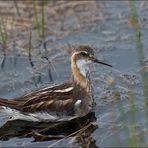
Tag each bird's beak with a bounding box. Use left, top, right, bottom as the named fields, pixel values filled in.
left=91, top=56, right=112, bottom=67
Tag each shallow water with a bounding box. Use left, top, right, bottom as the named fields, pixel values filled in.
left=0, top=1, right=148, bottom=147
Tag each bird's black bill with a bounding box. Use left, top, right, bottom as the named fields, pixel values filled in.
left=93, top=58, right=112, bottom=67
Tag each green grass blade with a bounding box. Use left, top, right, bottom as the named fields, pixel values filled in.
left=33, top=0, right=41, bottom=37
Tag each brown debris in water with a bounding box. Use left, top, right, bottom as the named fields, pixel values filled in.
left=0, top=112, right=97, bottom=143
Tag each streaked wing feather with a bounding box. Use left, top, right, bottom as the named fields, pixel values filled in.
left=12, top=81, right=76, bottom=113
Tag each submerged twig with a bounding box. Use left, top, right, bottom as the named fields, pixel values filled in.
left=41, top=40, right=53, bottom=83
left=28, top=31, right=34, bottom=67
left=28, top=31, right=42, bottom=86
left=48, top=122, right=94, bottom=147
left=0, top=54, right=6, bottom=69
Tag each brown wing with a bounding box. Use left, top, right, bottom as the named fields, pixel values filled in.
left=0, top=82, right=78, bottom=113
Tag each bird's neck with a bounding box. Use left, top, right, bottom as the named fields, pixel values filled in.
left=71, top=59, right=91, bottom=91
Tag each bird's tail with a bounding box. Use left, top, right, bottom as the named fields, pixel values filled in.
left=0, top=98, right=20, bottom=120
left=0, top=98, right=39, bottom=121
left=0, top=98, right=16, bottom=109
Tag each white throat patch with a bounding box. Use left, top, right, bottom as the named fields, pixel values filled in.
left=76, top=59, right=91, bottom=77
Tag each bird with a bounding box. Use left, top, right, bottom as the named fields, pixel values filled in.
left=0, top=46, right=112, bottom=122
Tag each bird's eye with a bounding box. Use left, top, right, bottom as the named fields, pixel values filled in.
left=81, top=52, right=88, bottom=56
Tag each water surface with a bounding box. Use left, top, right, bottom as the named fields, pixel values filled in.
left=0, top=1, right=148, bottom=147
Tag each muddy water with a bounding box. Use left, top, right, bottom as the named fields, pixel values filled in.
left=0, top=1, right=148, bottom=147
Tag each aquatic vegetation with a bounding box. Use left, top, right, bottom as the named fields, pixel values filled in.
left=0, top=1, right=148, bottom=147
left=33, top=0, right=45, bottom=39
left=0, top=17, right=8, bottom=49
